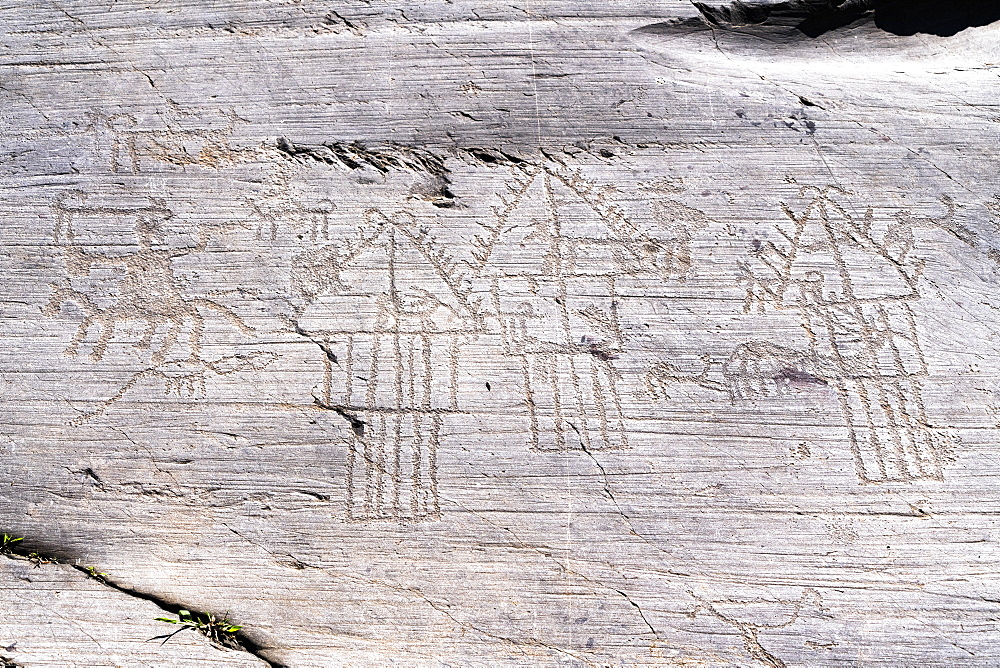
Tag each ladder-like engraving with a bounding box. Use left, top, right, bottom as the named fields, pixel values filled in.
left=294, top=209, right=477, bottom=521
left=477, top=165, right=708, bottom=451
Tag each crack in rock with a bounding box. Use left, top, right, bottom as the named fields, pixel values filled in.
left=691, top=0, right=1000, bottom=38
left=1, top=543, right=286, bottom=668
left=276, top=136, right=449, bottom=178
left=313, top=396, right=367, bottom=438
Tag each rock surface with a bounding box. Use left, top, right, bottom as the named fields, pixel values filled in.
left=2, top=1, right=999, bottom=666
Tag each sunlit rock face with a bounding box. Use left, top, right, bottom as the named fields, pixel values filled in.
left=1, top=1, right=998, bottom=666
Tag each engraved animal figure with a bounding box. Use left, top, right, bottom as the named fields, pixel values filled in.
left=642, top=177, right=714, bottom=278
left=647, top=341, right=831, bottom=403
left=293, top=209, right=476, bottom=521
left=44, top=191, right=258, bottom=421
left=738, top=185, right=942, bottom=482
left=46, top=192, right=253, bottom=364
left=245, top=179, right=337, bottom=243
left=87, top=106, right=252, bottom=174
left=688, top=589, right=823, bottom=668
left=478, top=166, right=703, bottom=451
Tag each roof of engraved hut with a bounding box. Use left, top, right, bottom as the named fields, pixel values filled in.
left=487, top=168, right=654, bottom=278
left=295, top=210, right=475, bottom=335
left=782, top=192, right=917, bottom=304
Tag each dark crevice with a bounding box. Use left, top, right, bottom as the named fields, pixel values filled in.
left=296, top=489, right=331, bottom=501
left=275, top=138, right=535, bottom=206
left=869, top=0, right=1000, bottom=37
left=316, top=340, right=339, bottom=365
left=410, top=176, right=459, bottom=208
left=291, top=319, right=342, bottom=368
left=0, top=542, right=287, bottom=668
left=277, top=137, right=530, bottom=176
left=313, top=397, right=367, bottom=438
left=65, top=565, right=287, bottom=667
left=276, top=137, right=652, bottom=181
left=691, top=0, right=1000, bottom=37
left=431, top=185, right=457, bottom=207
left=276, top=136, right=449, bottom=179
left=463, top=146, right=527, bottom=166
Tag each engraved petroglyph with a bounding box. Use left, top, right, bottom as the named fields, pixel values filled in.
left=244, top=175, right=338, bottom=243
left=741, top=186, right=943, bottom=482
left=5, top=6, right=999, bottom=664
left=475, top=165, right=709, bottom=452
left=739, top=186, right=942, bottom=482
left=281, top=160, right=716, bottom=519
left=687, top=589, right=823, bottom=668
left=280, top=161, right=714, bottom=520
left=647, top=342, right=830, bottom=403
left=44, top=191, right=262, bottom=423
left=293, top=208, right=479, bottom=521
left=75, top=352, right=277, bottom=425
left=650, top=186, right=949, bottom=482
left=85, top=104, right=257, bottom=173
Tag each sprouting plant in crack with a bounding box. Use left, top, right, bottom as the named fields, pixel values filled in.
left=0, top=533, right=59, bottom=568
left=82, top=565, right=109, bottom=584
left=152, top=609, right=244, bottom=648
left=26, top=552, right=53, bottom=568
left=0, top=534, right=23, bottom=555
left=0, top=533, right=50, bottom=568
left=0, top=534, right=54, bottom=567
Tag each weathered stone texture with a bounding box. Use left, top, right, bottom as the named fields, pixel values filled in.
left=1, top=1, right=999, bottom=666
